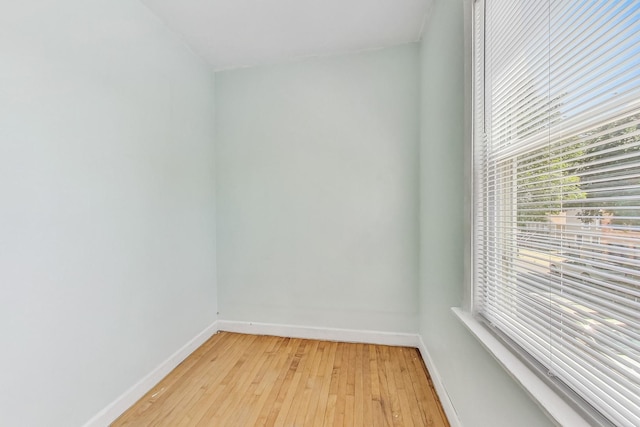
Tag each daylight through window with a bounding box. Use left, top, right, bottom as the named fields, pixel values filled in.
left=472, top=1, right=640, bottom=425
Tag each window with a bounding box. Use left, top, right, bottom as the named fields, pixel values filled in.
left=472, top=1, right=640, bottom=426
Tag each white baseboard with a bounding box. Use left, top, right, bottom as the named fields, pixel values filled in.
left=216, top=319, right=419, bottom=347
left=82, top=320, right=219, bottom=427
left=416, top=335, right=462, bottom=427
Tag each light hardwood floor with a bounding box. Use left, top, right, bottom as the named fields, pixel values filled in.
left=112, top=332, right=450, bottom=426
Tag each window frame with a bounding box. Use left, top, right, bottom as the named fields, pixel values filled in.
left=458, top=1, right=638, bottom=426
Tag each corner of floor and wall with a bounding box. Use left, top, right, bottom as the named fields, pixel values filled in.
left=2, top=1, right=556, bottom=427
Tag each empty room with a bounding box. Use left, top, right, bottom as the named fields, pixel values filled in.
left=2, top=0, right=639, bottom=426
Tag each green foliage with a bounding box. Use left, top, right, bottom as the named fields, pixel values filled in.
left=572, top=112, right=640, bottom=226
left=516, top=139, right=585, bottom=225
left=511, top=85, right=640, bottom=226
left=502, top=79, right=640, bottom=227
left=512, top=88, right=586, bottom=225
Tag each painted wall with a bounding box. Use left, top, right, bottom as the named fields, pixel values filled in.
left=418, top=1, right=554, bottom=426
left=0, top=1, right=217, bottom=426
left=215, top=45, right=420, bottom=333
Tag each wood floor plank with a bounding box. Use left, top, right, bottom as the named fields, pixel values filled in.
left=261, top=338, right=302, bottom=426
left=186, top=334, right=264, bottom=426
left=172, top=333, right=259, bottom=425
left=312, top=341, right=337, bottom=427
left=243, top=338, right=294, bottom=427
left=405, top=346, right=451, bottom=427
left=390, top=348, right=414, bottom=427
left=322, top=341, right=343, bottom=427
left=115, top=331, right=244, bottom=426
left=375, top=346, right=397, bottom=427
left=111, top=332, right=450, bottom=427
left=344, top=344, right=356, bottom=427
left=284, top=339, right=318, bottom=426
left=222, top=336, right=288, bottom=427
left=331, top=342, right=349, bottom=427
left=398, top=348, right=429, bottom=426
left=304, top=341, right=328, bottom=427
left=264, top=340, right=298, bottom=424
left=353, top=343, right=364, bottom=427
left=361, top=344, right=374, bottom=427
left=205, top=335, right=279, bottom=426
left=273, top=340, right=310, bottom=426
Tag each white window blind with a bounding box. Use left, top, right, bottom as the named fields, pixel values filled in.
left=473, top=1, right=640, bottom=426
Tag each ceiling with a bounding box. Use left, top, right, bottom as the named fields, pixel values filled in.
left=140, top=0, right=432, bottom=70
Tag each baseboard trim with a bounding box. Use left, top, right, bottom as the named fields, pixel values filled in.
left=416, top=335, right=462, bottom=427
left=82, top=320, right=219, bottom=427
left=216, top=319, right=419, bottom=347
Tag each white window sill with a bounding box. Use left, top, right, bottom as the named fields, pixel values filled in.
left=451, top=307, right=593, bottom=427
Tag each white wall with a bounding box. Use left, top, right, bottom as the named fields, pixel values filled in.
left=215, top=45, right=420, bottom=333
left=418, top=1, right=554, bottom=426
left=0, top=1, right=217, bottom=426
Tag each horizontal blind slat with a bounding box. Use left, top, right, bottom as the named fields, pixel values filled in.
left=475, top=1, right=640, bottom=425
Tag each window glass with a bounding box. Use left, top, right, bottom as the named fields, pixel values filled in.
left=473, top=1, right=640, bottom=425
